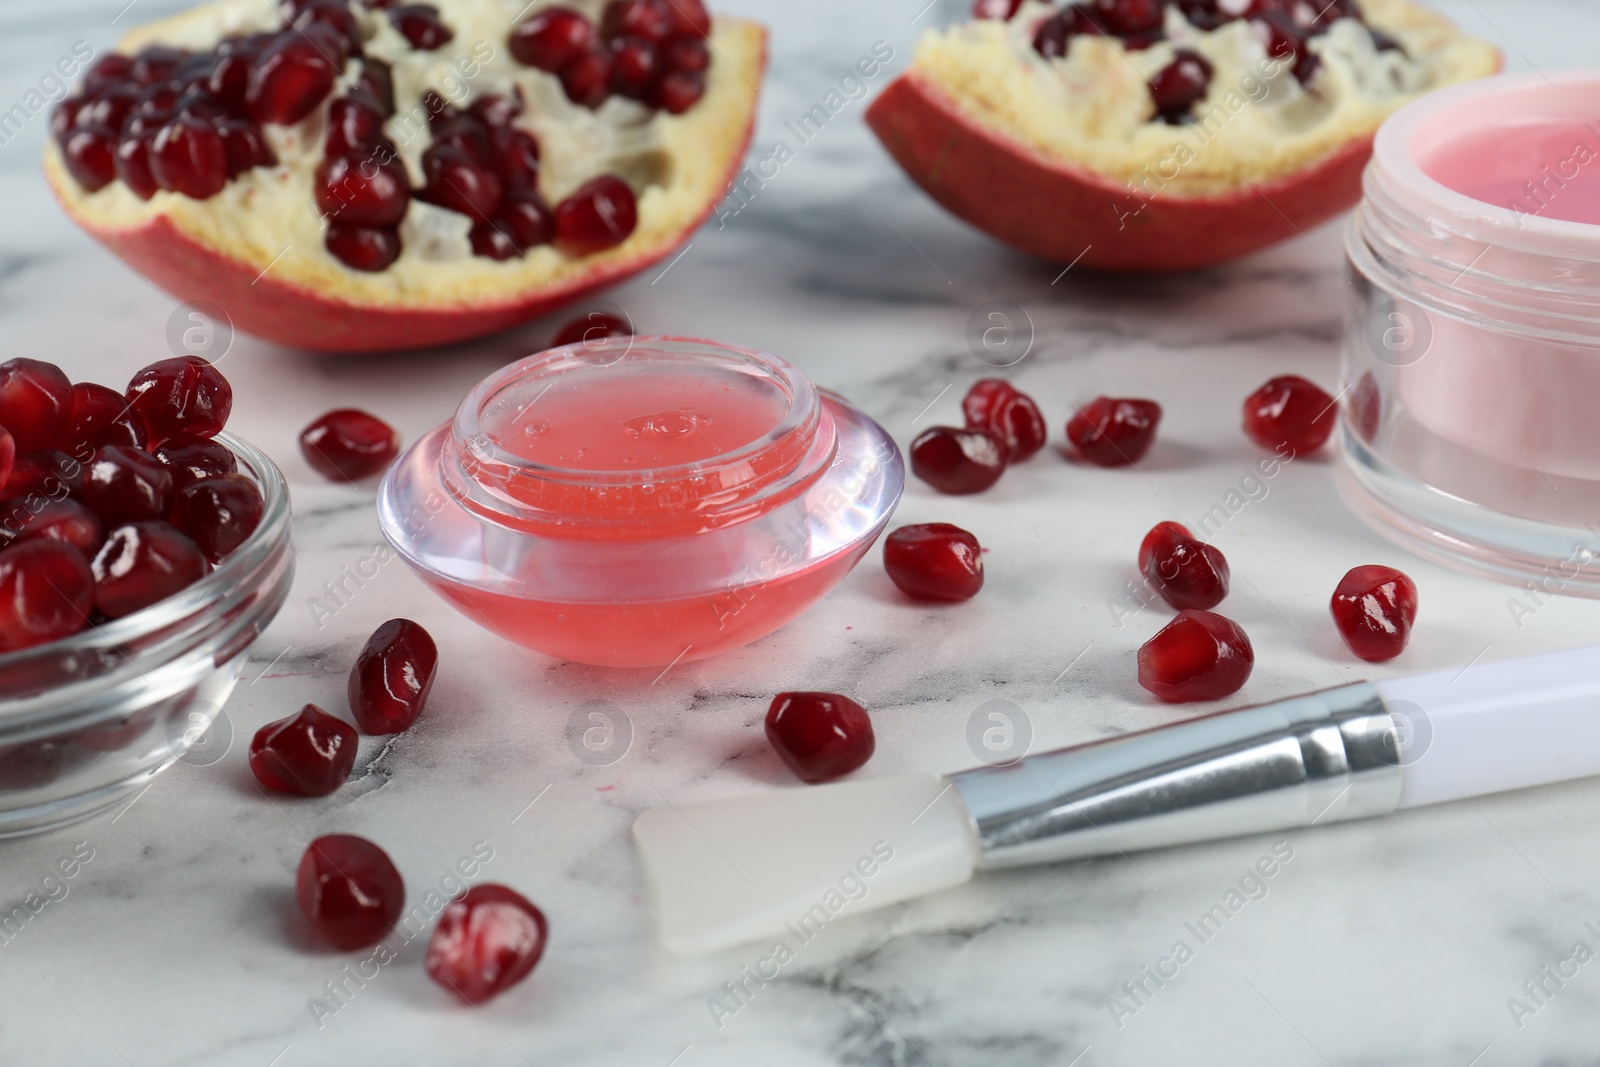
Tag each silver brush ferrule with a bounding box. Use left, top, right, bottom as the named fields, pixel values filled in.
left=948, top=683, right=1403, bottom=869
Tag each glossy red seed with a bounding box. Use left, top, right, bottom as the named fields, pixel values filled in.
left=1256, top=12, right=1318, bottom=82
left=3, top=450, right=81, bottom=501
left=78, top=84, right=141, bottom=130
left=115, top=129, right=161, bottom=200
left=609, top=36, right=661, bottom=98
left=1139, top=521, right=1229, bottom=610
left=663, top=0, right=710, bottom=37
left=425, top=885, right=548, bottom=1003
left=315, top=153, right=411, bottom=227
left=171, top=474, right=264, bottom=562
left=63, top=125, right=119, bottom=192
left=246, top=33, right=338, bottom=125
left=973, top=0, right=1023, bottom=17
left=357, top=58, right=396, bottom=115
left=0, top=359, right=71, bottom=453
left=216, top=119, right=277, bottom=176
left=552, top=311, right=631, bottom=347
left=296, top=835, right=405, bottom=950
left=510, top=6, right=596, bottom=71
left=497, top=191, right=554, bottom=249
left=325, top=96, right=387, bottom=156
left=1330, top=565, right=1417, bottom=662
left=85, top=54, right=136, bottom=91
left=491, top=129, right=542, bottom=192
left=1138, top=609, right=1253, bottom=702
left=422, top=144, right=503, bottom=218
left=553, top=175, right=637, bottom=254
left=152, top=434, right=237, bottom=489
left=1242, top=374, right=1335, bottom=455
left=1033, top=11, right=1076, bottom=57
left=431, top=114, right=492, bottom=163
left=559, top=48, right=615, bottom=108
left=148, top=117, right=228, bottom=199
left=174, top=87, right=226, bottom=120
left=2, top=499, right=106, bottom=558
left=766, top=692, right=875, bottom=784
left=51, top=95, right=85, bottom=143
left=300, top=408, right=400, bottom=482
left=126, top=356, right=232, bottom=443
left=470, top=222, right=521, bottom=260
left=249, top=704, right=358, bottom=797
left=961, top=379, right=1047, bottom=461
left=652, top=68, right=704, bottom=113
left=469, top=92, right=523, bottom=128
left=326, top=224, right=402, bottom=271
left=205, top=52, right=252, bottom=113
left=1065, top=396, right=1162, bottom=467
left=1149, top=49, right=1212, bottom=121
left=91, top=520, right=208, bottom=618
left=294, top=0, right=365, bottom=56
left=391, top=4, right=454, bottom=48
left=133, top=45, right=188, bottom=85
left=602, top=0, right=673, bottom=43
left=664, top=36, right=709, bottom=72
left=349, top=618, right=438, bottom=734
left=1177, top=0, right=1227, bottom=29
left=883, top=523, right=984, bottom=602
left=1096, top=0, right=1165, bottom=33
left=910, top=425, right=1008, bottom=494
left=0, top=541, right=94, bottom=652
left=0, top=426, right=13, bottom=490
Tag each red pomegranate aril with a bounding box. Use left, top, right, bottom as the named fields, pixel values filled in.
left=1033, top=11, right=1076, bottom=58
left=4, top=499, right=106, bottom=559
left=432, top=114, right=492, bottom=164
left=553, top=175, right=637, bottom=254
left=553, top=311, right=631, bottom=347
left=653, top=69, right=704, bottom=114
left=1256, top=12, right=1319, bottom=82
left=1177, top=0, right=1227, bottom=29
left=80, top=445, right=174, bottom=527
left=560, top=48, right=616, bottom=109
left=497, top=192, right=554, bottom=249
left=91, top=520, right=208, bottom=618
left=0, top=426, right=13, bottom=491
left=64, top=381, right=148, bottom=459
left=115, top=130, right=160, bottom=200
left=205, top=52, right=252, bottom=113
left=425, top=885, right=548, bottom=1003
left=510, top=6, right=596, bottom=71
left=349, top=618, right=437, bottom=735
left=1242, top=374, right=1336, bottom=455
left=609, top=37, right=661, bottom=98
left=357, top=58, right=396, bottom=116
left=148, top=117, right=228, bottom=199
left=664, top=0, right=711, bottom=38
left=469, top=92, right=523, bottom=128
left=51, top=95, right=85, bottom=143
left=153, top=434, right=237, bottom=489
left=171, top=474, right=263, bottom=562
left=910, top=425, right=1008, bottom=495
left=0, top=359, right=71, bottom=453
left=766, top=692, right=875, bottom=784
left=1150, top=49, right=1213, bottom=122
left=421, top=89, right=461, bottom=127
left=79, top=84, right=141, bottom=129
left=1330, top=565, right=1418, bottom=662
left=491, top=128, right=542, bottom=192
left=326, top=224, right=402, bottom=271
left=973, top=0, right=1023, bottom=16
left=1137, top=609, right=1254, bottom=703
left=1065, top=396, right=1162, bottom=467
left=961, top=379, right=1047, bottom=461
left=602, top=0, right=673, bottom=43
left=1139, top=521, right=1229, bottom=611
left=299, top=21, right=356, bottom=66
left=0, top=541, right=94, bottom=652
left=294, top=1, right=364, bottom=55
left=470, top=222, right=522, bottom=260
left=132, top=45, right=188, bottom=85
left=300, top=408, right=400, bottom=482
left=664, top=36, right=709, bottom=72
left=390, top=4, right=455, bottom=49
left=62, top=127, right=118, bottom=193
left=173, top=87, right=226, bottom=120
left=126, top=356, right=231, bottom=444
left=422, top=144, right=503, bottom=219
left=246, top=33, right=339, bottom=125
left=325, top=96, right=387, bottom=157
left=1095, top=0, right=1164, bottom=33
left=216, top=119, right=276, bottom=176
left=4, top=450, right=80, bottom=501
left=296, top=835, right=405, bottom=950
left=134, top=81, right=181, bottom=119
left=315, top=154, right=410, bottom=227
left=883, top=523, right=983, bottom=602
left=85, top=53, right=136, bottom=91
left=250, top=704, right=358, bottom=797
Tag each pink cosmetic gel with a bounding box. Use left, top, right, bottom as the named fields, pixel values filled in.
left=1341, top=71, right=1600, bottom=593
left=378, top=338, right=903, bottom=667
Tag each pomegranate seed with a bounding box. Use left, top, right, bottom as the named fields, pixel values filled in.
left=1242, top=374, right=1335, bottom=454
left=326, top=224, right=402, bottom=271
left=601, top=0, right=673, bottom=43
left=249, top=704, right=357, bottom=797
left=1095, top=0, right=1165, bottom=32
left=664, top=36, right=709, bottom=72
left=910, top=425, right=1008, bottom=494
left=560, top=48, right=615, bottom=108
left=153, top=435, right=238, bottom=489
left=491, top=129, right=542, bottom=193
left=296, top=835, right=405, bottom=950
left=0, top=541, right=94, bottom=652
left=652, top=69, right=704, bottom=113
left=148, top=117, right=228, bottom=199
left=4, top=450, right=81, bottom=500
left=663, top=0, right=711, bottom=37
left=0, top=742, right=67, bottom=790
left=766, top=692, right=875, bottom=784
left=216, top=119, right=277, bottom=176
left=883, top=523, right=984, bottom=602
left=1149, top=50, right=1212, bottom=122
left=133, top=46, right=188, bottom=85
left=294, top=0, right=364, bottom=56
left=961, top=379, right=1047, bottom=461
left=299, top=21, right=356, bottom=67
left=1065, top=396, right=1161, bottom=467
left=349, top=618, right=438, bottom=734
left=1177, top=0, right=1227, bottom=29
left=469, top=92, right=523, bottom=128
left=553, top=175, right=637, bottom=254
left=425, top=885, right=548, bottom=1003
left=63, top=125, right=119, bottom=191
left=973, top=0, right=1023, bottom=15
left=390, top=4, right=454, bottom=48
left=133, top=82, right=180, bottom=121
left=0, top=426, right=13, bottom=490
left=422, top=144, right=503, bottom=218
left=431, top=114, right=492, bottom=163
left=3, top=499, right=106, bottom=559
left=205, top=52, right=252, bottom=113
left=300, top=408, right=400, bottom=482
left=609, top=36, right=661, bottom=99
left=1256, top=12, right=1319, bottom=82
left=1330, top=565, right=1417, bottom=662
left=246, top=32, right=338, bottom=125
left=126, top=356, right=232, bottom=444
left=510, top=6, right=596, bottom=71
left=0, top=359, right=71, bottom=452
left=84, top=445, right=173, bottom=525
left=552, top=311, right=631, bottom=347
left=91, top=520, right=208, bottom=618
left=325, top=96, right=387, bottom=157
left=78, top=85, right=141, bottom=130
left=1034, top=8, right=1084, bottom=57
left=173, top=87, right=226, bottom=121
left=115, top=129, right=161, bottom=200
left=85, top=54, right=136, bottom=91
left=357, top=58, right=396, bottom=115
left=51, top=95, right=86, bottom=142
left=470, top=222, right=522, bottom=260
left=171, top=474, right=264, bottom=562
left=315, top=154, right=410, bottom=227
left=1139, top=521, right=1229, bottom=610
left=497, top=191, right=554, bottom=249
left=1137, top=609, right=1253, bottom=703
left=1349, top=370, right=1380, bottom=443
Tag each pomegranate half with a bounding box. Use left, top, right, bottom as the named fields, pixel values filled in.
left=44, top=0, right=764, bottom=351
left=866, top=0, right=1498, bottom=271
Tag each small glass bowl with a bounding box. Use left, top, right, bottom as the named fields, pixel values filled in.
left=0, top=433, right=294, bottom=838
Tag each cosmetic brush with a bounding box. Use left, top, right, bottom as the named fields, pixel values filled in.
left=633, top=644, right=1600, bottom=953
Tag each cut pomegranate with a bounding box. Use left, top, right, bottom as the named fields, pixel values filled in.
left=1149, top=50, right=1213, bottom=122
left=552, top=311, right=631, bottom=347
left=1065, top=396, right=1161, bottom=467
left=883, top=523, right=984, bottom=602
left=765, top=692, right=875, bottom=783
left=90, top=520, right=209, bottom=618
left=1242, top=375, right=1336, bottom=455
left=0, top=359, right=72, bottom=453
left=2, top=499, right=106, bottom=559
left=326, top=224, right=402, bottom=272
left=510, top=6, right=597, bottom=71
left=300, top=408, right=400, bottom=482
left=554, top=176, right=638, bottom=254
left=1138, top=609, right=1253, bottom=702
left=171, top=474, right=264, bottom=562
left=1330, top=565, right=1417, bottom=662
left=249, top=704, right=358, bottom=796
left=910, top=425, right=1008, bottom=494
left=245, top=32, right=339, bottom=125
left=80, top=445, right=174, bottom=526
left=390, top=4, right=455, bottom=49
left=152, top=434, right=237, bottom=488
left=0, top=540, right=94, bottom=652
left=348, top=618, right=437, bottom=735
left=126, top=356, right=232, bottom=444
left=65, top=382, right=149, bottom=458
left=961, top=379, right=1047, bottom=461
left=296, top=835, right=405, bottom=950
left=1139, top=521, right=1229, bottom=610
left=425, top=885, right=548, bottom=1003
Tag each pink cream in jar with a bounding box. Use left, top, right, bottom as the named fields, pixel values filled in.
left=1341, top=71, right=1600, bottom=592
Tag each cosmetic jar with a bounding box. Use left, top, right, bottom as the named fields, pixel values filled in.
left=0, top=434, right=293, bottom=838
left=1341, top=71, right=1600, bottom=593
left=378, top=337, right=904, bottom=668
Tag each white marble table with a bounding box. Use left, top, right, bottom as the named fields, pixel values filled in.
left=6, top=1, right=1600, bottom=1063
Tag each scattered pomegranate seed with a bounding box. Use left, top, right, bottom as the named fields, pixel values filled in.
left=422, top=144, right=503, bottom=219
left=390, top=4, right=455, bottom=49
left=296, top=835, right=405, bottom=950
left=90, top=520, right=209, bottom=618
left=1330, top=565, right=1417, bottom=662
left=765, top=692, right=875, bottom=784
left=2, top=499, right=106, bottom=559
left=1149, top=50, right=1213, bottom=122
left=153, top=434, right=237, bottom=488
left=249, top=704, right=358, bottom=796
left=349, top=618, right=438, bottom=735
left=490, top=129, right=542, bottom=193
left=325, top=97, right=386, bottom=158
left=552, top=311, right=632, bottom=347
left=652, top=69, right=705, bottom=114
left=1139, top=521, right=1229, bottom=610
left=326, top=224, right=402, bottom=272
left=300, top=408, right=401, bottom=482
left=80, top=445, right=174, bottom=526
left=0, top=359, right=72, bottom=453
left=246, top=32, right=338, bottom=125
left=560, top=48, right=617, bottom=109
left=972, top=0, right=1023, bottom=17
left=1242, top=375, right=1335, bottom=455
left=0, top=541, right=94, bottom=652
left=497, top=191, right=554, bottom=250
left=509, top=6, right=597, bottom=71
left=554, top=175, right=638, bottom=254
left=883, top=523, right=984, bottom=602
left=1137, top=609, right=1254, bottom=703
left=425, top=884, right=549, bottom=1003
left=171, top=474, right=264, bottom=562
left=470, top=222, right=521, bottom=260
left=126, top=356, right=232, bottom=444
left=315, top=154, right=411, bottom=227
left=961, top=379, right=1047, bottom=461
left=65, top=382, right=149, bottom=458
left=62, top=126, right=118, bottom=192
left=1065, top=396, right=1161, bottom=467
left=910, top=425, right=1008, bottom=495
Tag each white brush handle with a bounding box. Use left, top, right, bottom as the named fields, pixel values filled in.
left=1377, top=644, right=1600, bottom=809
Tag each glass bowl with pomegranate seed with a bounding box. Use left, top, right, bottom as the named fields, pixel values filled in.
left=0, top=362, right=293, bottom=838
